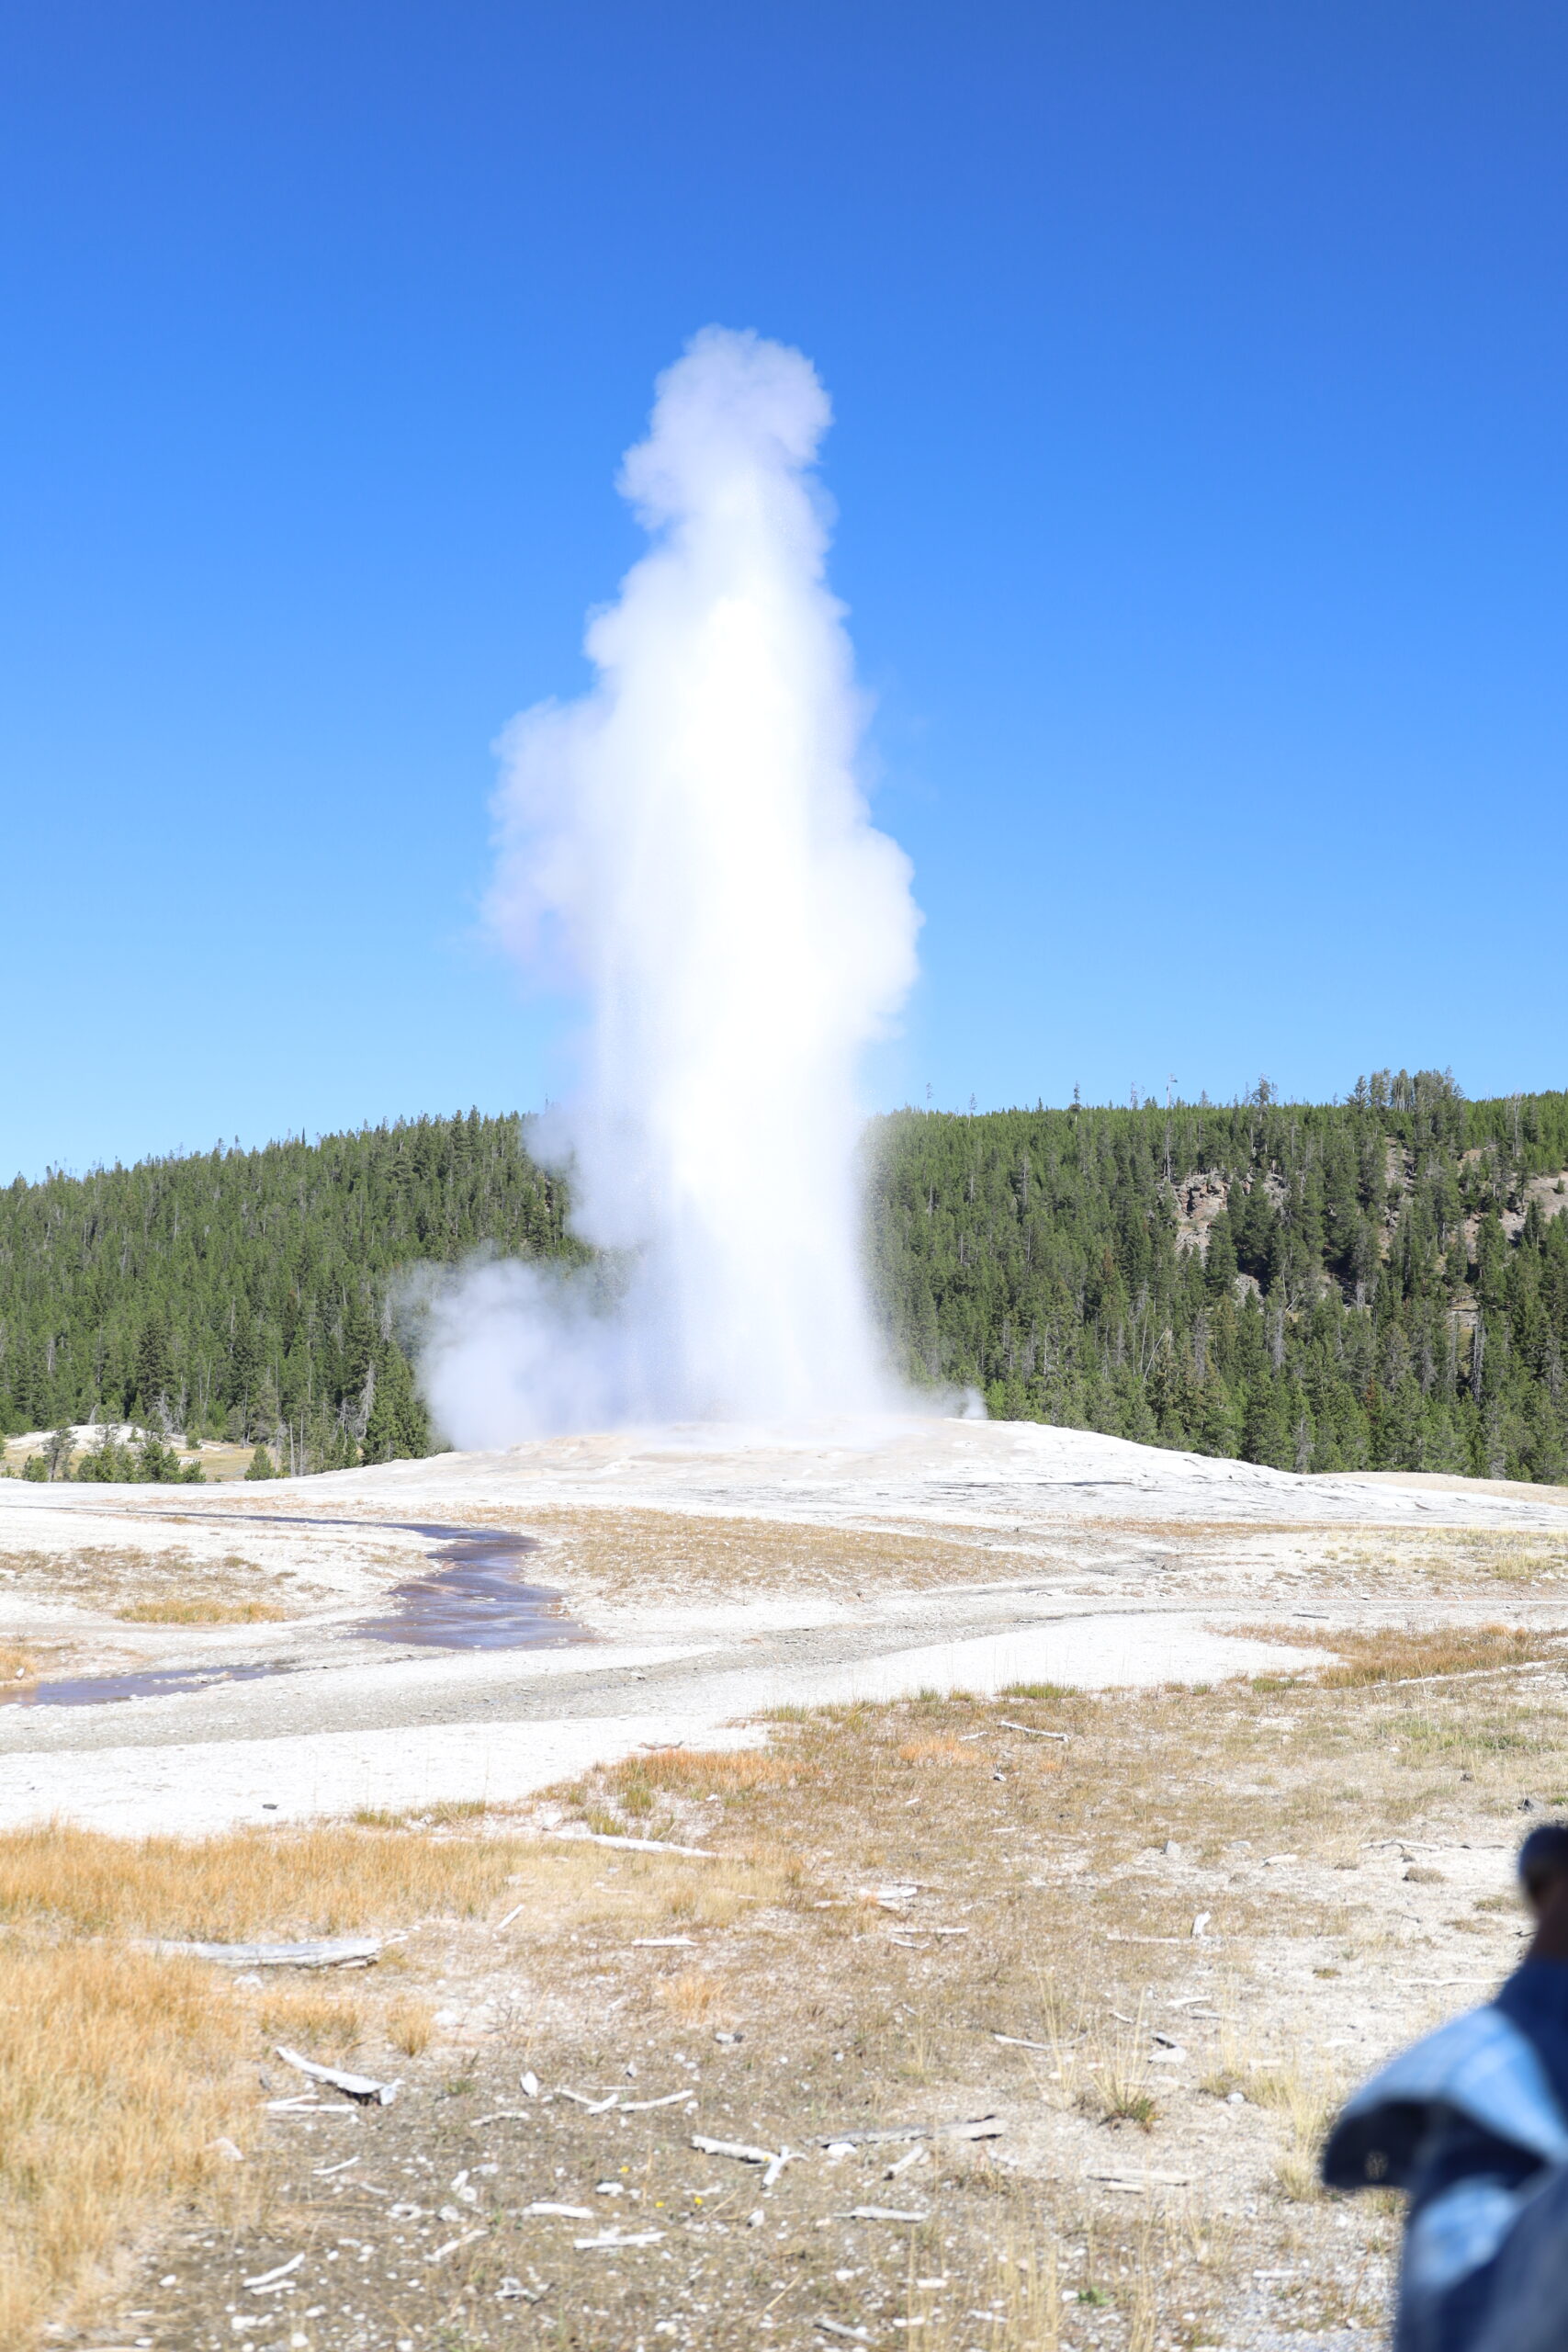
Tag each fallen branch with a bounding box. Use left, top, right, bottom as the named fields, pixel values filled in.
left=838, top=2205, right=928, bottom=2222
left=996, top=1720, right=1071, bottom=1741
left=273, top=2045, right=400, bottom=2108
left=156, top=1937, right=380, bottom=1969
left=817, top=2114, right=1002, bottom=2149
left=574, top=2228, right=666, bottom=2249
left=549, top=1828, right=715, bottom=1860
left=1082, top=2165, right=1192, bottom=2190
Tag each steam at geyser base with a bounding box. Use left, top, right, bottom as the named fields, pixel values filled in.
left=415, top=329, right=924, bottom=1449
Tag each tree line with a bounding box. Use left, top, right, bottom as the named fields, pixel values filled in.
left=868, top=1070, right=1568, bottom=1483
left=3, top=1074, right=1566, bottom=1483
left=0, top=1113, right=576, bottom=1472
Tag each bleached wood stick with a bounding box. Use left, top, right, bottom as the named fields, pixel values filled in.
left=691, top=2132, right=773, bottom=2164
left=155, top=1937, right=381, bottom=1968
left=273, top=2044, right=400, bottom=2107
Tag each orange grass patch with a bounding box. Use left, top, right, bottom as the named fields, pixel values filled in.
left=897, top=1736, right=988, bottom=1765
left=611, top=1747, right=799, bottom=1797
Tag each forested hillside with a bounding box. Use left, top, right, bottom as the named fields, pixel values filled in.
left=0, top=1115, right=576, bottom=1469
left=4, top=1072, right=1567, bottom=1482
left=870, top=1072, right=1568, bottom=1484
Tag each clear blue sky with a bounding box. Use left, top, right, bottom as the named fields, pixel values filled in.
left=4, top=2, right=1565, bottom=1182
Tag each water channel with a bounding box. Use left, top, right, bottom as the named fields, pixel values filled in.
left=5, top=1514, right=591, bottom=1708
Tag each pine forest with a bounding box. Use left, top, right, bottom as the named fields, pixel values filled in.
left=3, top=1072, right=1566, bottom=1485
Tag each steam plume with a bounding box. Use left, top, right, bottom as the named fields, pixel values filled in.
left=418, top=328, right=920, bottom=1445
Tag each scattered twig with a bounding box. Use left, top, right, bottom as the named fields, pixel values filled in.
left=494, top=1903, right=525, bottom=1931
left=996, top=1720, right=1071, bottom=1741
left=989, top=2031, right=1052, bottom=2052
left=427, top=2227, right=488, bottom=2263
left=496, top=2276, right=549, bottom=2303
left=692, top=2132, right=774, bottom=2165
left=243, top=2254, right=303, bottom=2290
left=574, top=2228, right=667, bottom=2249
left=839, top=2205, right=929, bottom=2222
left=1082, top=2165, right=1192, bottom=2189
left=523, top=2201, right=592, bottom=2219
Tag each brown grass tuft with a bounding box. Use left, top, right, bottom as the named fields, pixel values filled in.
left=897, top=1736, right=988, bottom=1766
left=655, top=1966, right=726, bottom=2024
left=386, top=1997, right=434, bottom=2057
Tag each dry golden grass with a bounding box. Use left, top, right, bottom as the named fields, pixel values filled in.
left=654, top=1964, right=728, bottom=2024
left=251, top=1984, right=364, bottom=2059
left=386, top=1996, right=434, bottom=2056
left=1317, top=1622, right=1565, bottom=1687
left=511, top=1505, right=1050, bottom=1600
left=0, top=1814, right=806, bottom=2345
left=0, top=1815, right=803, bottom=1946
left=609, top=1745, right=799, bottom=1798
left=114, top=1596, right=287, bottom=1624
left=0, top=1645, right=37, bottom=1682
left=898, top=1734, right=990, bottom=1765
left=0, top=1939, right=251, bottom=2346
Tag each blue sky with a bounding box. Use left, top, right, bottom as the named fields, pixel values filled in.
left=4, top=2, right=1565, bottom=1181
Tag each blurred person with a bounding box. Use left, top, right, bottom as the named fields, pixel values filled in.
left=1322, top=1823, right=1568, bottom=2351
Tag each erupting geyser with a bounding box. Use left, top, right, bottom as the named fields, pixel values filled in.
left=416, top=328, right=921, bottom=1444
